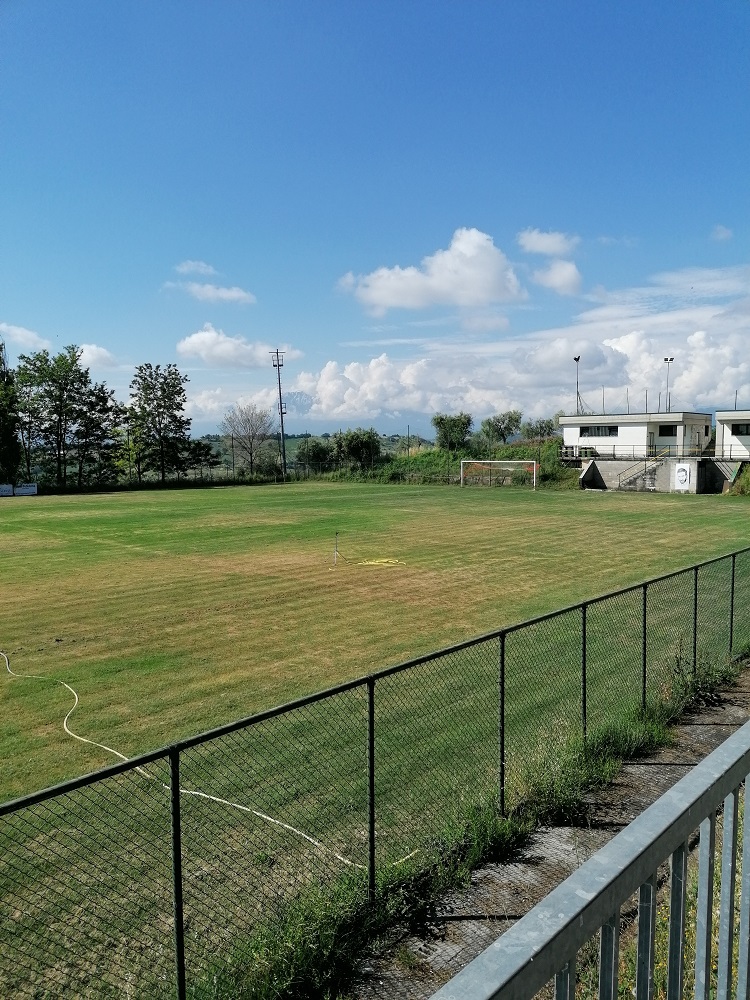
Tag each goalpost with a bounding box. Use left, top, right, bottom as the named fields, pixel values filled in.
left=460, top=459, right=537, bottom=490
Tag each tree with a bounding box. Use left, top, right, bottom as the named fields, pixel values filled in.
left=0, top=340, right=22, bottom=483
left=521, top=417, right=557, bottom=440
left=302, top=438, right=333, bottom=470
left=187, top=439, right=221, bottom=479
left=342, top=427, right=381, bottom=468
left=219, top=402, right=275, bottom=476
left=431, top=412, right=473, bottom=451
left=73, top=383, right=126, bottom=487
left=129, top=363, right=191, bottom=483
left=481, top=410, right=523, bottom=447
left=16, top=345, right=91, bottom=487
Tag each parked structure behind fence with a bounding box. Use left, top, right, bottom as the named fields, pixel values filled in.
left=2, top=547, right=749, bottom=998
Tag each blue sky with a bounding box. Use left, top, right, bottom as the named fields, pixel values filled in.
left=2, top=0, right=748, bottom=436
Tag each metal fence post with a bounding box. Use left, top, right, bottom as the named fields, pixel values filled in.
left=499, top=631, right=506, bottom=817
left=729, top=553, right=736, bottom=657
left=169, top=748, right=187, bottom=1000
left=367, top=676, right=376, bottom=905
left=693, top=566, right=699, bottom=671
left=642, top=583, right=648, bottom=714
left=581, top=603, right=587, bottom=742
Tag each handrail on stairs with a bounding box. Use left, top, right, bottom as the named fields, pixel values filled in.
left=617, top=449, right=670, bottom=489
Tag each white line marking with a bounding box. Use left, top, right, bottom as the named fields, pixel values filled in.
left=2, top=651, right=419, bottom=869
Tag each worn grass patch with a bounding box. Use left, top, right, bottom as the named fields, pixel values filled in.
left=2, top=483, right=749, bottom=799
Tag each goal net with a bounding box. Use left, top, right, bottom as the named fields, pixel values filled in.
left=460, top=460, right=537, bottom=489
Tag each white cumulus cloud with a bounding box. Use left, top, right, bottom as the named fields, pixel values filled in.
left=175, top=260, right=218, bottom=276
left=517, top=228, right=580, bottom=256
left=532, top=259, right=582, bottom=296
left=177, top=323, right=302, bottom=368
left=79, top=343, right=118, bottom=368
left=181, top=282, right=256, bottom=304
left=340, top=228, right=524, bottom=316
left=0, top=322, right=51, bottom=351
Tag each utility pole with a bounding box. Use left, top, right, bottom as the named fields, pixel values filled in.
left=271, top=349, right=287, bottom=478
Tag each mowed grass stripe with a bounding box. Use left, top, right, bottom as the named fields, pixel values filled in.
left=2, top=483, right=749, bottom=800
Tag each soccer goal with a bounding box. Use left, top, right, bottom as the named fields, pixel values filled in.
left=460, top=459, right=537, bottom=489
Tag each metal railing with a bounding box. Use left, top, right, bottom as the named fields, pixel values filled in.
left=617, top=450, right=670, bottom=490
left=1, top=547, right=750, bottom=997
left=430, top=719, right=750, bottom=1000
left=561, top=445, right=711, bottom=460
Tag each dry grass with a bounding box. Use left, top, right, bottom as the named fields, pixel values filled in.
left=2, top=482, right=749, bottom=800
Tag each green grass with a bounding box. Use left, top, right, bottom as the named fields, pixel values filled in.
left=2, top=482, right=750, bottom=801
left=2, top=482, right=749, bottom=997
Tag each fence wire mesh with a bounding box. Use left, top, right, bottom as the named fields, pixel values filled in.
left=0, top=758, right=173, bottom=999
left=1, top=547, right=748, bottom=998
left=586, top=588, right=644, bottom=731
left=373, top=639, right=499, bottom=869
left=504, top=609, right=582, bottom=810
left=735, top=551, right=750, bottom=653
left=645, top=569, right=695, bottom=703
left=177, top=685, right=370, bottom=988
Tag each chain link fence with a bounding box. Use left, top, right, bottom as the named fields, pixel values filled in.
left=2, top=547, right=749, bottom=997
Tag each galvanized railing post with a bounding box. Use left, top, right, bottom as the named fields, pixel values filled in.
left=642, top=583, right=648, bottom=714
left=737, top=770, right=750, bottom=1000
left=499, top=631, right=506, bottom=817
left=599, top=912, right=620, bottom=1000
left=636, top=874, right=657, bottom=1000
left=367, top=676, right=376, bottom=905
left=169, top=748, right=187, bottom=1000
left=581, top=603, right=587, bottom=742
left=667, top=843, right=688, bottom=1000
left=695, top=813, right=716, bottom=1000
left=717, top=788, right=739, bottom=1000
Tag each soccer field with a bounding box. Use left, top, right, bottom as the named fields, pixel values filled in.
left=2, top=482, right=749, bottom=800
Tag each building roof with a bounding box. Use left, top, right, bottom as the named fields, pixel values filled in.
left=557, top=412, right=711, bottom=426
left=715, top=410, right=750, bottom=422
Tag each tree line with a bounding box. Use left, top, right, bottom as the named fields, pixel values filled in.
left=431, top=410, right=559, bottom=453
left=0, top=343, right=214, bottom=488
left=0, top=339, right=561, bottom=488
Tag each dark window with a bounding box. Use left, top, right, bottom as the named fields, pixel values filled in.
left=659, top=425, right=677, bottom=437
left=580, top=425, right=619, bottom=437
left=731, top=423, right=750, bottom=436
left=705, top=426, right=710, bottom=436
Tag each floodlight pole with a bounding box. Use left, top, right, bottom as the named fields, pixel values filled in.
left=574, top=356, right=582, bottom=415
left=664, top=356, right=674, bottom=414
left=271, top=349, right=287, bottom=478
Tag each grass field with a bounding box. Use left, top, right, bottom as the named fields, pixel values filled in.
left=2, top=481, right=750, bottom=802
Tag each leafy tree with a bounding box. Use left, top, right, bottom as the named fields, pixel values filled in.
left=129, top=363, right=191, bottom=482
left=0, top=340, right=22, bottom=483
left=16, top=345, right=91, bottom=487
left=188, top=439, right=221, bottom=479
left=431, top=412, right=473, bottom=451
left=219, top=402, right=275, bottom=476
left=342, top=427, right=381, bottom=468
left=481, top=410, right=523, bottom=447
left=521, top=417, right=557, bottom=440
left=301, top=438, right=333, bottom=470
left=73, top=383, right=126, bottom=487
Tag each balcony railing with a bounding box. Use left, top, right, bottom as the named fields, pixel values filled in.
left=429, top=719, right=750, bottom=1000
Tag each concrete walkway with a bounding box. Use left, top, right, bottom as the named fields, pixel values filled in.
left=350, top=672, right=750, bottom=999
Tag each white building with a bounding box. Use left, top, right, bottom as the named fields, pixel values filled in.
left=558, top=412, right=712, bottom=460
left=715, top=411, right=750, bottom=460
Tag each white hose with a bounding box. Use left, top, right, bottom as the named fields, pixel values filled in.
left=1, top=651, right=418, bottom=869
